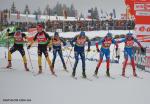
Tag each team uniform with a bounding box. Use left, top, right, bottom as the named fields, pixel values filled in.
left=117, top=33, right=144, bottom=77
left=70, top=31, right=91, bottom=78
left=28, top=24, right=55, bottom=75
left=50, top=32, right=67, bottom=71
left=94, top=33, right=118, bottom=77
left=6, top=28, right=29, bottom=71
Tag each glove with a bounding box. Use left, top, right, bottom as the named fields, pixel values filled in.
left=96, top=48, right=100, bottom=52
left=27, top=45, right=31, bottom=49
left=7, top=29, right=10, bottom=32
left=141, top=47, right=145, bottom=53
left=49, top=47, right=52, bottom=51
left=87, top=48, right=90, bottom=52
left=71, top=44, right=75, bottom=47
left=63, top=42, right=67, bottom=46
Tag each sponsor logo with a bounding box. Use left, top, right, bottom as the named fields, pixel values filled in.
left=134, top=48, right=150, bottom=69
left=134, top=4, right=150, bottom=11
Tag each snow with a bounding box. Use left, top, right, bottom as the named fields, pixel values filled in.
left=26, top=30, right=133, bottom=39
left=0, top=31, right=150, bottom=104
left=9, top=14, right=92, bottom=23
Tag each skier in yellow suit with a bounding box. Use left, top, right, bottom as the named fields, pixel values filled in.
left=27, top=24, right=56, bottom=76
left=6, top=27, right=29, bottom=71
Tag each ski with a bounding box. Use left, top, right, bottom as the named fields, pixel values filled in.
left=85, top=77, right=93, bottom=81
left=107, top=76, right=115, bottom=79
left=0, top=67, right=16, bottom=72
left=92, top=74, right=99, bottom=79
left=52, top=73, right=57, bottom=77
left=33, top=72, right=42, bottom=76
left=120, top=75, right=143, bottom=79
left=120, top=75, right=129, bottom=79
left=0, top=66, right=13, bottom=69
left=33, top=72, right=57, bottom=77
left=133, top=75, right=143, bottom=79
left=81, top=76, right=93, bottom=81
left=62, top=69, right=69, bottom=73
left=72, top=76, right=77, bottom=80
left=105, top=75, right=115, bottom=79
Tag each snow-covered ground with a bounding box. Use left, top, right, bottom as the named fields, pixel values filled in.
left=27, top=30, right=133, bottom=39
left=0, top=31, right=150, bottom=104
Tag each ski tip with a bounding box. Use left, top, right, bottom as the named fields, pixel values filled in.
left=71, top=75, right=77, bottom=80
left=52, top=73, right=57, bottom=77
left=134, top=76, right=143, bottom=79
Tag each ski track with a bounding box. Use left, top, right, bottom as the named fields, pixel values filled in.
left=0, top=44, right=150, bottom=104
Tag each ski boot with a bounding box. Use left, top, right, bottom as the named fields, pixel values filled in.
left=133, top=69, right=137, bottom=77
left=51, top=63, right=54, bottom=69
left=82, top=69, right=87, bottom=78
left=94, top=67, right=99, bottom=76
left=63, top=64, right=68, bottom=72
left=6, top=61, right=12, bottom=68
left=82, top=72, right=87, bottom=78
left=38, top=66, right=42, bottom=74
left=63, top=64, right=67, bottom=70
left=50, top=65, right=56, bottom=76
left=106, top=69, right=110, bottom=77
left=24, top=63, right=29, bottom=71
left=122, top=68, right=125, bottom=77
left=72, top=69, right=76, bottom=77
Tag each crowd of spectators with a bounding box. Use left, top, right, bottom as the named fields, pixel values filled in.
left=0, top=19, right=135, bottom=32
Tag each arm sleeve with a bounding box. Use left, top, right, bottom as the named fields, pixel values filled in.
left=117, top=38, right=126, bottom=43
left=45, top=32, right=51, bottom=41
left=29, top=33, right=38, bottom=47
left=22, top=33, right=27, bottom=39
left=97, top=38, right=104, bottom=44
left=86, top=36, right=91, bottom=49
left=70, top=36, right=77, bottom=46
left=133, top=38, right=142, bottom=48
left=60, top=37, right=66, bottom=45
left=8, top=32, right=15, bottom=37
left=112, top=38, right=118, bottom=48
left=44, top=32, right=52, bottom=47
left=95, top=38, right=104, bottom=49
left=33, top=33, right=38, bottom=41
left=96, top=43, right=99, bottom=49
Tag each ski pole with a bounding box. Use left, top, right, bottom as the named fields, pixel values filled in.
left=66, top=47, right=73, bottom=65
left=26, top=45, right=33, bottom=70
left=45, top=58, right=47, bottom=70
left=85, top=50, right=89, bottom=60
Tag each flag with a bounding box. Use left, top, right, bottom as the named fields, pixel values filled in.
left=101, top=9, right=103, bottom=15
left=17, top=11, right=20, bottom=19
left=75, top=10, right=78, bottom=18
left=0, top=11, right=2, bottom=22
left=35, top=14, right=38, bottom=21
left=88, top=9, right=92, bottom=13
left=8, top=10, right=11, bottom=19
left=113, top=9, right=116, bottom=18
left=26, top=11, right=29, bottom=22
left=105, top=12, right=109, bottom=16
left=63, top=9, right=67, bottom=19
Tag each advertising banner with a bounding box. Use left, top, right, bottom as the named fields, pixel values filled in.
left=134, top=47, right=146, bottom=70
left=145, top=48, right=150, bottom=70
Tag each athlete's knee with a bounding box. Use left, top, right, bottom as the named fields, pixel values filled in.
left=38, top=50, right=42, bottom=56
left=46, top=56, right=52, bottom=65
left=20, top=50, right=25, bottom=57
left=8, top=51, right=12, bottom=61
left=38, top=56, right=42, bottom=66
left=22, top=55, right=27, bottom=64
left=44, top=51, right=49, bottom=58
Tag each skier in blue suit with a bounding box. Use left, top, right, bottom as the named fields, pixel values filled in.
left=94, top=32, right=118, bottom=77
left=70, top=31, right=91, bottom=78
